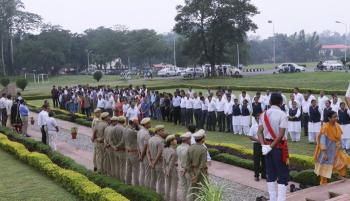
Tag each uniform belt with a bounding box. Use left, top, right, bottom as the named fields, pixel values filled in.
left=126, top=149, right=138, bottom=153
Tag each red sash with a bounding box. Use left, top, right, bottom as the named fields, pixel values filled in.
left=264, top=112, right=289, bottom=165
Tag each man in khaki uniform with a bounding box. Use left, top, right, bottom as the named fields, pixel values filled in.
left=147, top=125, right=167, bottom=197
left=177, top=132, right=192, bottom=201
left=92, top=108, right=101, bottom=172
left=187, top=129, right=208, bottom=199
left=111, top=116, right=126, bottom=182
left=163, top=135, right=178, bottom=201
left=137, top=117, right=152, bottom=187
left=103, top=116, right=118, bottom=176
left=124, top=119, right=140, bottom=185
left=92, top=112, right=109, bottom=173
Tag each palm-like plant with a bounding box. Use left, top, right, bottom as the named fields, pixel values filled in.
left=190, top=175, right=226, bottom=201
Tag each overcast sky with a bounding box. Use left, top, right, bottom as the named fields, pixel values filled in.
left=22, top=0, right=349, bottom=39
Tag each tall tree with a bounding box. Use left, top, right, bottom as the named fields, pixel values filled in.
left=174, top=0, right=258, bottom=75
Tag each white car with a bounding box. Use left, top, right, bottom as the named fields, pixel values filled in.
left=275, top=63, right=305, bottom=73
left=227, top=67, right=242, bottom=76
left=322, top=60, right=343, bottom=70
left=157, top=68, right=177, bottom=77
left=181, top=67, right=204, bottom=78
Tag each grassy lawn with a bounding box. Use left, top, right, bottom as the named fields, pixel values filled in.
left=16, top=71, right=350, bottom=96
left=0, top=149, right=78, bottom=201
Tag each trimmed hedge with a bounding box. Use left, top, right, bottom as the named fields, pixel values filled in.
left=23, top=95, right=51, bottom=100
left=205, top=141, right=314, bottom=171
left=0, top=127, right=162, bottom=201
left=0, top=134, right=129, bottom=201
left=213, top=153, right=254, bottom=171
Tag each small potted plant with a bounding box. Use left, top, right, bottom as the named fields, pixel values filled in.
left=71, top=127, right=78, bottom=139
left=30, top=117, right=35, bottom=125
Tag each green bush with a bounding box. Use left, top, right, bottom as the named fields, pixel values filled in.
left=93, top=71, right=103, bottom=82
left=23, top=95, right=51, bottom=101
left=0, top=77, right=10, bottom=87
left=0, top=126, right=162, bottom=201
left=16, top=78, right=28, bottom=91
left=213, top=153, right=254, bottom=171
left=0, top=134, right=129, bottom=201
left=208, top=148, right=221, bottom=157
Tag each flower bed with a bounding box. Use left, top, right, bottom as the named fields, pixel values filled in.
left=0, top=134, right=129, bottom=201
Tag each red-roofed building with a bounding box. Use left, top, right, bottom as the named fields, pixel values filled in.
left=320, top=44, right=350, bottom=57
left=321, top=44, right=350, bottom=49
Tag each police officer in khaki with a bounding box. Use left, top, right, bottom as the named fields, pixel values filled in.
left=177, top=132, right=192, bottom=201
left=124, top=118, right=140, bottom=185
left=92, top=112, right=109, bottom=173
left=147, top=125, right=167, bottom=197
left=111, top=116, right=126, bottom=182
left=137, top=117, right=152, bottom=187
left=92, top=108, right=101, bottom=172
left=187, top=129, right=208, bottom=198
left=103, top=116, right=118, bottom=176
left=163, top=134, right=178, bottom=201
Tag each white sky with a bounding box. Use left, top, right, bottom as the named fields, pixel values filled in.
left=22, top=0, right=350, bottom=38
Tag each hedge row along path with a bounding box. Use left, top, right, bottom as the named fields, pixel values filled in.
left=25, top=112, right=300, bottom=199
left=0, top=149, right=78, bottom=201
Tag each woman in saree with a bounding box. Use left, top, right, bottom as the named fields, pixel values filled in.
left=314, top=110, right=350, bottom=185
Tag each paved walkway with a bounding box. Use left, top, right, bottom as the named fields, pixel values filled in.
left=27, top=113, right=277, bottom=200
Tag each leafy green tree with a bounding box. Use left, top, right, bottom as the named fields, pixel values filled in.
left=174, top=0, right=258, bottom=75
left=93, top=71, right=103, bottom=82
left=15, top=78, right=28, bottom=91
left=0, top=77, right=10, bottom=87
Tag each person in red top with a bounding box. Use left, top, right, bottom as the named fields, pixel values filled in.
left=115, top=97, right=124, bottom=117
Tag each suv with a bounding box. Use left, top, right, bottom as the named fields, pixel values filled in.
left=275, top=63, right=305, bottom=73
left=157, top=68, right=178, bottom=77
left=322, top=60, right=344, bottom=71
left=181, top=67, right=204, bottom=78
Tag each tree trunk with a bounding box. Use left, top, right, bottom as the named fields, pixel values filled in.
left=1, top=37, right=6, bottom=76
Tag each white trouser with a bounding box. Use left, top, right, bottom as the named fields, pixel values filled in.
left=48, top=131, right=57, bottom=151
left=289, top=132, right=300, bottom=142
left=242, top=126, right=250, bottom=135
left=308, top=132, right=317, bottom=143
left=233, top=125, right=242, bottom=134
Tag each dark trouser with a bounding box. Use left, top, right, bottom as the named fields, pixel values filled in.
left=1, top=108, right=7, bottom=126
left=265, top=148, right=289, bottom=185
left=52, top=97, right=59, bottom=108
left=181, top=108, right=186, bottom=126
left=226, top=114, right=232, bottom=132
left=105, top=108, right=113, bottom=117
left=207, top=112, right=216, bottom=131
left=160, top=106, right=165, bottom=120
left=40, top=126, right=47, bottom=144
left=217, top=111, right=225, bottom=132
left=173, top=106, right=180, bottom=125
left=194, top=109, right=201, bottom=129
left=302, top=113, right=309, bottom=136
left=164, top=107, right=170, bottom=121
left=253, top=143, right=266, bottom=178
left=200, top=110, right=207, bottom=129
left=186, top=108, right=193, bottom=126
left=85, top=107, right=91, bottom=117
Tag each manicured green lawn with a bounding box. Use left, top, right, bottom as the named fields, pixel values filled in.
left=17, top=71, right=350, bottom=96
left=0, top=149, right=78, bottom=201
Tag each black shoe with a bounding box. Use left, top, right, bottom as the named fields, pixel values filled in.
left=255, top=176, right=260, bottom=181
left=261, top=175, right=267, bottom=179
left=94, top=167, right=97, bottom=172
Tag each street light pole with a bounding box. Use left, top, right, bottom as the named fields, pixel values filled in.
left=268, top=20, right=276, bottom=64
left=336, top=20, right=348, bottom=63
left=237, top=43, right=240, bottom=68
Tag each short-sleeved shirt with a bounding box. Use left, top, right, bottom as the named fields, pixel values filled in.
left=137, top=127, right=151, bottom=151
left=248, top=124, right=259, bottom=143
left=148, top=135, right=164, bottom=165
left=259, top=105, right=288, bottom=139
left=124, top=127, right=138, bottom=150
left=46, top=117, right=57, bottom=131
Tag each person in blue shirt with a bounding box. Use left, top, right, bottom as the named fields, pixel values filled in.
left=19, top=99, right=30, bottom=137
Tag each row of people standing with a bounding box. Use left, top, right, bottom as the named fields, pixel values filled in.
left=92, top=110, right=209, bottom=201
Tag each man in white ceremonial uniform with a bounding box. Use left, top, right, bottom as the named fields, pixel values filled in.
left=338, top=102, right=350, bottom=151
left=287, top=101, right=301, bottom=142
left=308, top=99, right=322, bottom=144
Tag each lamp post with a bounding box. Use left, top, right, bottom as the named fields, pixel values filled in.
left=268, top=20, right=276, bottom=64
left=336, top=20, right=348, bottom=63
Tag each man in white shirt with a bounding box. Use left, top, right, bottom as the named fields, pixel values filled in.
left=47, top=111, right=59, bottom=150
left=224, top=95, right=234, bottom=133
left=97, top=95, right=106, bottom=111
left=262, top=90, right=271, bottom=110
left=301, top=94, right=311, bottom=137
left=257, top=93, right=289, bottom=201
left=216, top=93, right=226, bottom=132
left=331, top=94, right=341, bottom=112
left=0, top=93, right=7, bottom=126
left=240, top=91, right=251, bottom=105
left=104, top=95, right=114, bottom=116
left=180, top=93, right=187, bottom=126
left=293, top=87, right=304, bottom=106
left=185, top=94, right=194, bottom=126
left=38, top=105, right=49, bottom=144
left=126, top=102, right=140, bottom=122
left=206, top=95, right=216, bottom=131
left=5, top=95, right=13, bottom=127
left=172, top=92, right=181, bottom=125
left=317, top=90, right=329, bottom=111
left=192, top=93, right=202, bottom=129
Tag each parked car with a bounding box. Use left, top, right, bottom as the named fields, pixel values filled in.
left=322, top=60, right=344, bottom=71
left=275, top=63, right=305, bottom=73
left=227, top=67, right=242, bottom=76
left=157, top=68, right=178, bottom=77
left=181, top=67, right=204, bottom=78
